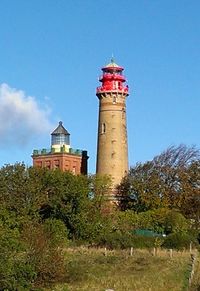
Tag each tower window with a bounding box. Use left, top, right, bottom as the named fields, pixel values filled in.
left=54, top=160, right=60, bottom=169
left=101, top=123, right=106, bottom=134
left=45, top=161, right=51, bottom=169
left=122, top=108, right=125, bottom=119
left=113, top=96, right=117, bottom=104
left=111, top=152, right=116, bottom=158
left=36, top=161, right=42, bottom=167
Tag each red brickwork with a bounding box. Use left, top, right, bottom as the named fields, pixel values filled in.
left=32, top=152, right=88, bottom=175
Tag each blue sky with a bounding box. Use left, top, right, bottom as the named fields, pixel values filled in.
left=0, top=0, right=199, bottom=173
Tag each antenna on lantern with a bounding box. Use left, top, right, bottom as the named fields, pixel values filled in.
left=111, top=53, right=115, bottom=63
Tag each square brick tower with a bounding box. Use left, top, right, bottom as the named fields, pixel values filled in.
left=32, top=121, right=88, bottom=175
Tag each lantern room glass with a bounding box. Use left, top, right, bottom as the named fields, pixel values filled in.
left=51, top=134, right=70, bottom=145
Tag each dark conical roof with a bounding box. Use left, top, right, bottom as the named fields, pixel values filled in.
left=51, top=121, right=70, bottom=135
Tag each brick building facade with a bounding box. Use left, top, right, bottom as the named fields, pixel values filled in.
left=32, top=121, right=88, bottom=175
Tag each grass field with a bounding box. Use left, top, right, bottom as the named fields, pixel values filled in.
left=47, top=247, right=194, bottom=291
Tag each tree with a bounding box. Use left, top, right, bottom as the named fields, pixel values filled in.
left=117, top=145, right=200, bottom=217
left=39, top=169, right=91, bottom=240
left=178, top=161, right=200, bottom=224
left=0, top=163, right=48, bottom=219
left=89, top=174, right=113, bottom=212
left=0, top=164, right=70, bottom=289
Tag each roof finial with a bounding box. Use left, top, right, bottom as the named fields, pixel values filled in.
left=111, top=53, right=114, bottom=63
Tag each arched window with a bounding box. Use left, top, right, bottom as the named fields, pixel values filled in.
left=101, top=123, right=106, bottom=134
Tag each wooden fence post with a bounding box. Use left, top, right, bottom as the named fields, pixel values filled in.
left=190, top=242, right=192, bottom=253
left=189, top=253, right=196, bottom=286
left=130, top=247, right=133, bottom=256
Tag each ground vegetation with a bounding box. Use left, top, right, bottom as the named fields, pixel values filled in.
left=0, top=144, right=200, bottom=289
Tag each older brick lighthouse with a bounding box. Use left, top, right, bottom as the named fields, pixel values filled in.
left=96, top=59, right=129, bottom=191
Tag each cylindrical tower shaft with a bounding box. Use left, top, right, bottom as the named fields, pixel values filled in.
left=96, top=59, right=129, bottom=188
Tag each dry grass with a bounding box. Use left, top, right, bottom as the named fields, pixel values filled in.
left=49, top=248, right=193, bottom=291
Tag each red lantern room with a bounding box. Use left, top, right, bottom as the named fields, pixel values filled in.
left=96, top=58, right=129, bottom=95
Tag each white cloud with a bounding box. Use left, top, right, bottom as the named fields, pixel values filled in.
left=0, top=83, right=52, bottom=147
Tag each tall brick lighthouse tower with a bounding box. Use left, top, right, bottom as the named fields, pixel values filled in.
left=96, top=59, right=129, bottom=191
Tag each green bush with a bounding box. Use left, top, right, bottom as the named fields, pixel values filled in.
left=11, top=260, right=36, bottom=290
left=21, top=222, right=66, bottom=287
left=0, top=224, right=35, bottom=290
left=99, top=232, right=133, bottom=249
left=96, top=231, right=156, bottom=249
left=164, top=210, right=189, bottom=234
left=43, top=218, right=69, bottom=247
left=162, top=232, right=197, bottom=250
left=131, top=235, right=158, bottom=249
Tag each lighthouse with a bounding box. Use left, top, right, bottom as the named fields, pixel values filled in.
left=96, top=59, right=129, bottom=192
left=32, top=121, right=88, bottom=174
